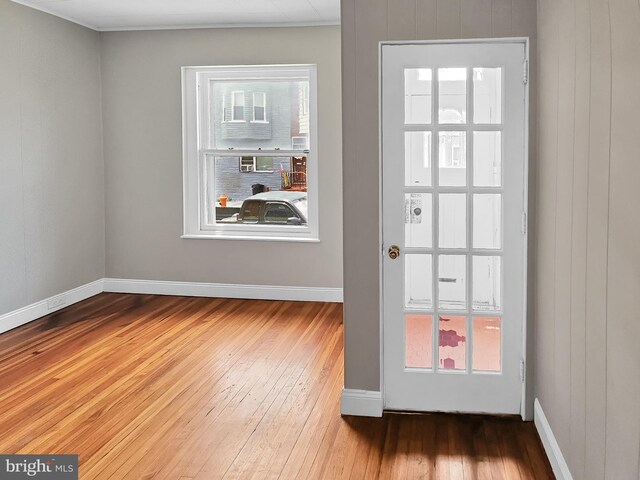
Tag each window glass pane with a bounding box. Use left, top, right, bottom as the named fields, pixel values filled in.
left=405, top=68, right=432, bottom=124
left=405, top=193, right=432, bottom=248
left=253, top=92, right=266, bottom=121
left=438, top=131, right=466, bottom=186
left=473, top=67, right=502, bottom=124
left=473, top=131, right=502, bottom=187
left=473, top=194, right=502, bottom=249
left=473, top=317, right=501, bottom=372
left=438, top=255, right=466, bottom=310
left=255, top=157, right=274, bottom=172
left=406, top=314, right=433, bottom=369
left=439, top=315, right=466, bottom=370
left=232, top=91, right=245, bottom=121
left=210, top=79, right=309, bottom=150
left=439, top=194, right=466, bottom=249
left=439, top=68, right=467, bottom=124
left=405, top=131, right=432, bottom=186
left=473, top=256, right=502, bottom=311
left=206, top=155, right=308, bottom=226
left=405, top=254, right=433, bottom=310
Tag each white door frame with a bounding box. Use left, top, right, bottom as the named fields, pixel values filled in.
left=377, top=37, right=530, bottom=419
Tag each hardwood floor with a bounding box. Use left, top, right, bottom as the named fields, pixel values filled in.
left=0, top=294, right=554, bottom=479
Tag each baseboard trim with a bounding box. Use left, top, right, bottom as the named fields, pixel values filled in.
left=340, top=389, right=383, bottom=417
left=534, top=398, right=573, bottom=480
left=0, top=277, right=342, bottom=336
left=0, top=279, right=104, bottom=335
left=103, top=278, right=343, bottom=303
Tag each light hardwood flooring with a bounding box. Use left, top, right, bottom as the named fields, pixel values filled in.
left=0, top=293, right=554, bottom=479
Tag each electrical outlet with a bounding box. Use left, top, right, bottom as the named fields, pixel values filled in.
left=47, top=295, right=67, bottom=310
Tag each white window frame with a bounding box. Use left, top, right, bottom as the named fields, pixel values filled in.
left=231, top=90, right=245, bottom=122
left=181, top=64, right=319, bottom=242
left=252, top=92, right=268, bottom=123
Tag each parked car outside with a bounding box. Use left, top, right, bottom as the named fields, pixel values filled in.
left=219, top=191, right=307, bottom=225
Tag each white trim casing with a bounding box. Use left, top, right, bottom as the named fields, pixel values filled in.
left=0, top=279, right=104, bottom=335
left=534, top=398, right=574, bottom=480
left=181, top=64, right=319, bottom=242
left=103, top=278, right=343, bottom=303
left=340, top=389, right=384, bottom=417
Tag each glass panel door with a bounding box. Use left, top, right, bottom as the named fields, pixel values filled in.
left=382, top=41, right=527, bottom=414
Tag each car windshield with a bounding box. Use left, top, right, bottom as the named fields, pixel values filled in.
left=292, top=198, right=308, bottom=219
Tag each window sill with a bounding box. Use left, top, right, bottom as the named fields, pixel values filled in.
left=181, top=234, right=320, bottom=243
left=250, top=120, right=270, bottom=124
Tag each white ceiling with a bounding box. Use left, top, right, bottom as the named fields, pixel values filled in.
left=12, top=0, right=341, bottom=31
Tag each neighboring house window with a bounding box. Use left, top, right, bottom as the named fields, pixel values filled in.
left=239, top=156, right=274, bottom=173
left=182, top=64, right=318, bottom=241
left=302, top=84, right=310, bottom=115
left=291, top=136, right=308, bottom=150
left=253, top=92, right=266, bottom=122
left=232, top=91, right=245, bottom=121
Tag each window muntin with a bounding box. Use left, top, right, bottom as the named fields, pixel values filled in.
left=182, top=65, right=318, bottom=241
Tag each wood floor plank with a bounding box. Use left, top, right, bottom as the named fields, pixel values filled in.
left=0, top=294, right=554, bottom=479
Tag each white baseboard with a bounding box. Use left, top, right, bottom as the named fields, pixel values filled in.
left=0, top=279, right=104, bottom=335
left=0, top=277, right=342, bottom=336
left=340, top=389, right=383, bottom=417
left=103, top=278, right=343, bottom=303
left=534, top=398, right=573, bottom=480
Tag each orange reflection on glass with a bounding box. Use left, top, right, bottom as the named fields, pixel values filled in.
left=473, top=317, right=501, bottom=372
left=405, top=314, right=433, bottom=369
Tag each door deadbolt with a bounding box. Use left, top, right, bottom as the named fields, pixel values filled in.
left=388, top=245, right=400, bottom=259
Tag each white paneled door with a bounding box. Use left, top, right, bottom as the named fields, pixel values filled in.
left=382, top=41, right=528, bottom=414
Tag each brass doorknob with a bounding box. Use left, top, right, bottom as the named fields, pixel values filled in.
left=388, top=245, right=400, bottom=259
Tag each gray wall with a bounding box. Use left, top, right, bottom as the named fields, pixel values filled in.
left=100, top=26, right=343, bottom=288
left=536, top=0, right=640, bottom=478
left=0, top=0, right=105, bottom=316
left=341, top=0, right=537, bottom=393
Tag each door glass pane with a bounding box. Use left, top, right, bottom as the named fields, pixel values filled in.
left=438, top=131, right=466, bottom=186
left=405, top=193, right=432, bottom=248
left=473, top=194, right=502, bottom=249
left=439, top=194, right=466, bottom=249
left=473, top=67, right=502, bottom=124
left=405, top=254, right=433, bottom=309
left=438, top=255, right=466, bottom=310
left=473, top=317, right=501, bottom=372
left=405, top=68, right=432, bottom=124
left=406, top=314, right=433, bottom=369
left=473, top=131, right=502, bottom=187
left=473, top=256, right=502, bottom=311
left=405, top=131, right=432, bottom=186
left=438, top=68, right=467, bottom=124
left=439, top=315, right=466, bottom=370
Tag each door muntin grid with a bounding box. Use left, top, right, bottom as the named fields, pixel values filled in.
left=403, top=66, right=505, bottom=375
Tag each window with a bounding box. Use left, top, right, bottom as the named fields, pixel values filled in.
left=182, top=64, right=318, bottom=241
left=239, top=156, right=274, bottom=173
left=253, top=92, right=266, bottom=122
left=291, top=136, right=308, bottom=150
left=302, top=84, right=310, bottom=115
left=232, top=91, right=245, bottom=121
